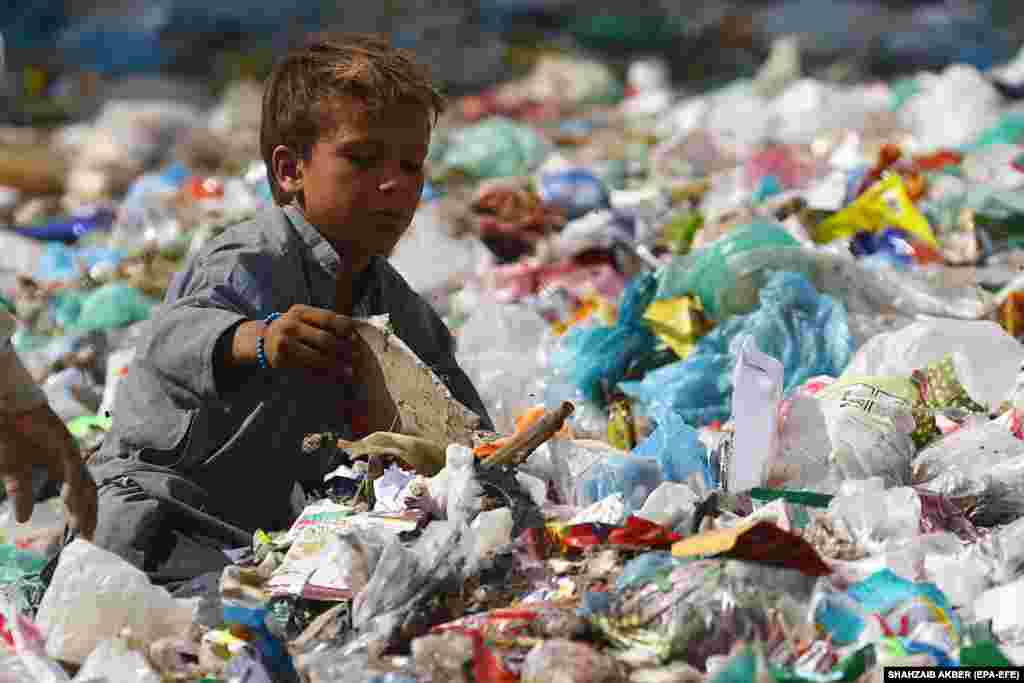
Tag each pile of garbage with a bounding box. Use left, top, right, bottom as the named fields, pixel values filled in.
left=9, top=34, right=1024, bottom=683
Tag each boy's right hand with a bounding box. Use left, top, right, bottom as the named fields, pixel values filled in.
left=260, top=304, right=362, bottom=379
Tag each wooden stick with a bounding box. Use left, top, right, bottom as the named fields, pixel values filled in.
left=483, top=401, right=575, bottom=469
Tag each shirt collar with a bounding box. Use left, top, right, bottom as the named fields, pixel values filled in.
left=280, top=204, right=382, bottom=310
left=282, top=204, right=343, bottom=280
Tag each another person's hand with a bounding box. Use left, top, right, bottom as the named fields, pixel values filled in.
left=0, top=404, right=98, bottom=540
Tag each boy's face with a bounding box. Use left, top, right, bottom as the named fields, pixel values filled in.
left=291, top=95, right=430, bottom=269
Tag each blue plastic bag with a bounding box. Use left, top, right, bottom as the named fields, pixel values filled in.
left=632, top=410, right=712, bottom=486
left=578, top=454, right=663, bottom=512
left=551, top=271, right=659, bottom=406
left=621, top=271, right=853, bottom=427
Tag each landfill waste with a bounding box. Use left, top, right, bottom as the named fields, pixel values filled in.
left=10, top=13, right=1024, bottom=682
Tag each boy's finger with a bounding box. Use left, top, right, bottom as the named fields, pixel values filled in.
left=278, top=336, right=339, bottom=371
left=301, top=309, right=359, bottom=340
left=3, top=469, right=34, bottom=524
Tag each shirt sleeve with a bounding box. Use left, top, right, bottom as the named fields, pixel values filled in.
left=138, top=244, right=280, bottom=406
left=0, top=309, right=47, bottom=414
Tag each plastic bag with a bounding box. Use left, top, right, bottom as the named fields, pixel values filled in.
left=724, top=247, right=990, bottom=341
left=812, top=569, right=959, bottom=649
left=913, top=421, right=1024, bottom=526
left=828, top=484, right=922, bottom=552
left=636, top=483, right=700, bottom=533
left=845, top=319, right=1024, bottom=411
left=589, top=559, right=810, bottom=670
left=577, top=454, right=663, bottom=513
left=352, top=522, right=464, bottom=631
left=550, top=272, right=659, bottom=406
left=35, top=540, right=196, bottom=665
left=632, top=410, right=711, bottom=487
left=437, top=117, right=550, bottom=180
left=622, top=272, right=853, bottom=428
left=65, top=283, right=155, bottom=333
left=899, top=64, right=1003, bottom=151
left=815, top=376, right=918, bottom=488
left=71, top=637, right=160, bottom=683
left=655, top=221, right=800, bottom=321
left=390, top=203, right=490, bottom=295
left=444, top=445, right=484, bottom=527
left=455, top=300, right=551, bottom=434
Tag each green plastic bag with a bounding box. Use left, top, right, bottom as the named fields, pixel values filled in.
left=438, top=117, right=551, bottom=180
left=67, top=282, right=155, bottom=333
left=655, top=221, right=800, bottom=320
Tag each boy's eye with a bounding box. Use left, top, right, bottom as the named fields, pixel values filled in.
left=346, top=155, right=375, bottom=168
left=401, top=161, right=425, bottom=173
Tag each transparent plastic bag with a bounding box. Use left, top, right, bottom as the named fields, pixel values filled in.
left=913, top=420, right=1024, bottom=489
left=35, top=540, right=196, bottom=665
left=390, top=203, right=490, bottom=295
left=827, top=485, right=922, bottom=552
left=725, top=247, right=990, bottom=337
left=590, top=559, right=810, bottom=670
left=577, top=454, right=663, bottom=513
left=444, top=445, right=483, bottom=527
left=455, top=301, right=551, bottom=434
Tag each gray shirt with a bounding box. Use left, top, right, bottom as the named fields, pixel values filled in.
left=91, top=204, right=491, bottom=534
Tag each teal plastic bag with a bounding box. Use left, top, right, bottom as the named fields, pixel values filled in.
left=551, top=271, right=659, bottom=406
left=67, top=282, right=155, bottom=333
left=656, top=220, right=800, bottom=320
left=438, top=116, right=551, bottom=179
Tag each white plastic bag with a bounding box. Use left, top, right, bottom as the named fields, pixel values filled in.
left=35, top=540, right=195, bottom=665
left=845, top=319, right=1024, bottom=409
left=71, top=637, right=160, bottom=683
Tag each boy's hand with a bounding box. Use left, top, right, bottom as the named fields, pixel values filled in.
left=0, top=404, right=98, bottom=540
left=261, top=304, right=364, bottom=380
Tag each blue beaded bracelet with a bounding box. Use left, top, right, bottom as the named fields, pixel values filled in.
left=256, top=312, right=282, bottom=370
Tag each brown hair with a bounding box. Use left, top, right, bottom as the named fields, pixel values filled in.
left=260, top=33, right=446, bottom=205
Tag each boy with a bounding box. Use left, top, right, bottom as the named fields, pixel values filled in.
left=86, top=34, right=492, bottom=586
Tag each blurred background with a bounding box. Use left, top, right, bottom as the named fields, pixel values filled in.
left=3, top=0, right=1023, bottom=125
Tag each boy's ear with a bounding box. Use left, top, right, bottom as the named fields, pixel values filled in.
left=272, top=145, right=304, bottom=194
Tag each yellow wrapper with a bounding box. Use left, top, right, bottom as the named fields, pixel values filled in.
left=643, top=296, right=709, bottom=360
left=607, top=399, right=637, bottom=450
left=815, top=174, right=939, bottom=248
